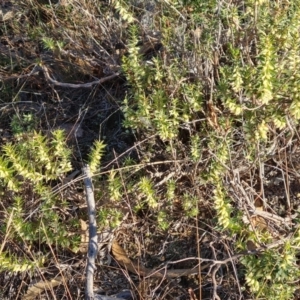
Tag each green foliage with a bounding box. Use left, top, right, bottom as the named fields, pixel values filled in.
left=219, top=0, right=300, bottom=143
left=98, top=208, right=122, bottom=229
left=138, top=177, right=157, bottom=209
left=182, top=193, right=198, bottom=218
left=42, top=37, right=64, bottom=52
left=0, top=251, right=44, bottom=273
left=0, top=130, right=71, bottom=192
left=0, top=130, right=76, bottom=272
left=122, top=25, right=203, bottom=141
left=203, top=134, right=231, bottom=183
left=166, top=179, right=176, bottom=201
left=241, top=242, right=300, bottom=299
left=7, top=196, right=36, bottom=241
left=119, top=1, right=300, bottom=298
left=3, top=0, right=300, bottom=297
left=190, top=135, right=202, bottom=162
left=157, top=210, right=170, bottom=231
left=88, top=140, right=106, bottom=175
left=11, top=113, right=36, bottom=135
left=213, top=184, right=232, bottom=230
left=112, top=0, right=135, bottom=23
left=108, top=170, right=122, bottom=201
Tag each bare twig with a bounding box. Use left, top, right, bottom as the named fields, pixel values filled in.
left=42, top=64, right=120, bottom=89
left=211, top=265, right=221, bottom=300
left=188, top=287, right=198, bottom=300
left=195, top=199, right=202, bottom=300
left=83, top=165, right=98, bottom=300
left=1, top=64, right=41, bottom=81
left=94, top=295, right=127, bottom=300
left=250, top=209, right=293, bottom=228
left=223, top=241, right=242, bottom=299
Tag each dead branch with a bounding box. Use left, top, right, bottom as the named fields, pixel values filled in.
left=94, top=295, right=128, bottom=300
left=83, top=165, right=98, bottom=300
left=42, top=64, right=120, bottom=88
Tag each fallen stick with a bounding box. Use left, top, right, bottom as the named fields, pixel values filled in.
left=83, top=165, right=98, bottom=300
left=42, top=64, right=120, bottom=88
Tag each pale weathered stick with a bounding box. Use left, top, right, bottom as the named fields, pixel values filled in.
left=42, top=64, right=120, bottom=89
left=94, top=295, right=130, bottom=300
left=83, top=165, right=98, bottom=300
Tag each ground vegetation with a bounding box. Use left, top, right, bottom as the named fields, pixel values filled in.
left=1, top=0, right=300, bottom=299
